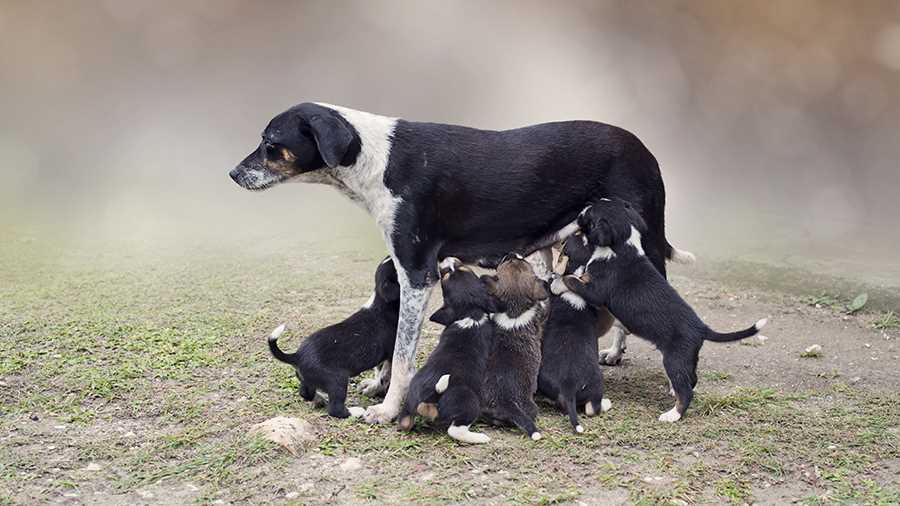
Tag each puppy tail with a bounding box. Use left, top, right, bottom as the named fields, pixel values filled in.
left=705, top=318, right=768, bottom=342
left=435, top=374, right=450, bottom=394
left=564, top=396, right=583, bottom=434
left=666, top=242, right=696, bottom=264
left=267, top=324, right=298, bottom=365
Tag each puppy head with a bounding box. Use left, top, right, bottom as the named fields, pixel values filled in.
left=430, top=260, right=503, bottom=326
left=374, top=257, right=400, bottom=304
left=577, top=198, right=647, bottom=247
left=229, top=103, right=360, bottom=191
left=486, top=256, right=548, bottom=309
left=560, top=232, right=592, bottom=274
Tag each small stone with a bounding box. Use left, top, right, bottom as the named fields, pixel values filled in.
left=298, top=483, right=314, bottom=492
left=137, top=490, right=154, bottom=499
left=827, top=444, right=837, bottom=450
left=249, top=416, right=317, bottom=454
left=801, top=344, right=823, bottom=358
left=83, top=462, right=102, bottom=472
left=850, top=376, right=862, bottom=383
left=30, top=414, right=39, bottom=421
left=339, top=457, right=363, bottom=472
left=285, top=492, right=299, bottom=499
left=757, top=335, right=769, bottom=343
left=124, top=431, right=137, bottom=438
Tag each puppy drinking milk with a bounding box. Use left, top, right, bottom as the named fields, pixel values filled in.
left=539, top=237, right=612, bottom=433
left=268, top=257, right=400, bottom=418
left=558, top=199, right=767, bottom=422
left=481, top=255, right=549, bottom=440
left=398, top=258, right=499, bottom=444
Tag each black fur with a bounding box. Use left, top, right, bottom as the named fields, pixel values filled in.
left=267, top=257, right=399, bottom=418
left=480, top=258, right=548, bottom=439
left=398, top=264, right=499, bottom=435
left=562, top=199, right=765, bottom=421
left=538, top=238, right=608, bottom=432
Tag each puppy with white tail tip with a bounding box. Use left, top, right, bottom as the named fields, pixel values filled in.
left=398, top=258, right=500, bottom=444
left=561, top=199, right=768, bottom=423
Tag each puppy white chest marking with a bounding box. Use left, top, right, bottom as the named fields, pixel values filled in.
left=560, top=292, right=586, bottom=310
left=626, top=226, right=645, bottom=256
left=453, top=314, right=488, bottom=329
left=587, top=246, right=616, bottom=267
left=493, top=305, right=538, bottom=330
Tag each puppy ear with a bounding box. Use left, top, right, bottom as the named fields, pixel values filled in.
left=625, top=205, right=648, bottom=233
left=429, top=305, right=455, bottom=326
left=485, top=294, right=506, bottom=314
left=586, top=218, right=613, bottom=247
left=480, top=274, right=499, bottom=294
left=531, top=279, right=549, bottom=301
left=308, top=114, right=353, bottom=168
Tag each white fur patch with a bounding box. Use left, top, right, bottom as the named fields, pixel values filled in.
left=588, top=246, right=616, bottom=266
left=447, top=424, right=491, bottom=444
left=550, top=277, right=569, bottom=295
left=658, top=406, right=682, bottom=423
left=454, top=314, right=489, bottom=329
left=493, top=305, right=538, bottom=330
left=347, top=406, right=366, bottom=418
left=600, top=398, right=612, bottom=412
left=575, top=424, right=584, bottom=433
left=530, top=432, right=542, bottom=441
left=626, top=226, right=645, bottom=256
left=578, top=205, right=592, bottom=218
left=439, top=257, right=460, bottom=273
left=585, top=402, right=595, bottom=416
left=435, top=374, right=450, bottom=394
left=560, top=291, right=587, bottom=310
left=669, top=247, right=696, bottom=264
left=269, top=323, right=286, bottom=342
left=755, top=318, right=768, bottom=330
left=361, top=292, right=376, bottom=309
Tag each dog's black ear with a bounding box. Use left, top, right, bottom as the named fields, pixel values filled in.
left=430, top=305, right=455, bottom=326
left=308, top=114, right=353, bottom=168
left=480, top=274, right=499, bottom=294
left=484, top=294, right=506, bottom=314
left=585, top=217, right=613, bottom=247
left=531, top=279, right=550, bottom=301
left=624, top=204, right=648, bottom=234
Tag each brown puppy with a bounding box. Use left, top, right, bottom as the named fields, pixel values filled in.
left=481, top=255, right=549, bottom=440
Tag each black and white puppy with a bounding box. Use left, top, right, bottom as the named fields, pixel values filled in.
left=557, top=199, right=767, bottom=422
left=230, top=102, right=691, bottom=424
left=267, top=257, right=400, bottom=418
left=539, top=237, right=612, bottom=433
left=481, top=256, right=549, bottom=441
left=398, top=258, right=499, bottom=444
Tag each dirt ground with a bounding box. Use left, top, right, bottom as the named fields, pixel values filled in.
left=1, top=233, right=898, bottom=505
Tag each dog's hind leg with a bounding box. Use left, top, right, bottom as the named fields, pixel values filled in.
left=659, top=354, right=694, bottom=423
left=325, top=376, right=352, bottom=418
left=299, top=380, right=316, bottom=402
left=358, top=360, right=392, bottom=397
left=504, top=408, right=542, bottom=441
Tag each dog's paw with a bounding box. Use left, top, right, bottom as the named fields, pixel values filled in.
left=363, top=403, right=399, bottom=424
left=357, top=377, right=387, bottom=397
left=598, top=348, right=624, bottom=366
left=658, top=407, right=682, bottom=423
left=347, top=406, right=366, bottom=418
left=600, top=398, right=612, bottom=412
left=550, top=276, right=569, bottom=295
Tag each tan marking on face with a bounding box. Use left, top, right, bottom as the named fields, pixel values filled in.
left=280, top=147, right=296, bottom=162
left=416, top=402, right=439, bottom=421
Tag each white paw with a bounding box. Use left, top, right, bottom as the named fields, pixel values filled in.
left=575, top=425, right=584, bottom=433
left=531, top=432, right=542, bottom=441
left=550, top=277, right=569, bottom=295
left=600, top=398, right=612, bottom=412
left=347, top=406, right=366, bottom=418
left=658, top=407, right=682, bottom=423
left=363, top=403, right=399, bottom=424
left=598, top=348, right=624, bottom=366
left=358, top=378, right=384, bottom=397
left=585, top=401, right=596, bottom=416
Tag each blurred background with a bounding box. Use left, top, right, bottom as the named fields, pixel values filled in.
left=2, top=0, right=899, bottom=288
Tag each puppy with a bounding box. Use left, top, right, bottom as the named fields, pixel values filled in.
left=267, top=257, right=400, bottom=418
left=398, top=258, right=499, bottom=444
left=481, top=255, right=549, bottom=440
left=558, top=199, right=767, bottom=422
left=539, top=237, right=612, bottom=433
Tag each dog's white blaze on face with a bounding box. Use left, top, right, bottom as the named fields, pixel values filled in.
left=361, top=292, right=376, bottom=309
left=626, top=226, right=645, bottom=256
left=447, top=424, right=491, bottom=444
left=560, top=291, right=587, bottom=310
left=658, top=406, right=682, bottom=422
left=493, top=305, right=538, bottom=330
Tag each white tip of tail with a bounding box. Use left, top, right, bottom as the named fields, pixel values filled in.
left=670, top=248, right=696, bottom=264
left=575, top=425, right=584, bottom=433
left=435, top=374, right=450, bottom=394
left=531, top=432, right=542, bottom=441
left=601, top=398, right=612, bottom=412
left=755, top=318, right=768, bottom=330
left=269, top=324, right=286, bottom=341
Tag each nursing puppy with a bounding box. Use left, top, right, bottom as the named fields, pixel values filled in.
left=559, top=199, right=767, bottom=422
left=268, top=257, right=400, bottom=418
left=540, top=237, right=612, bottom=433
left=481, top=256, right=549, bottom=440
left=398, top=258, right=499, bottom=444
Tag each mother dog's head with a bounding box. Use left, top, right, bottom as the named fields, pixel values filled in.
left=229, top=103, right=361, bottom=191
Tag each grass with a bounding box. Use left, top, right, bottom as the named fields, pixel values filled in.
left=872, top=311, right=900, bottom=331
left=1, top=231, right=899, bottom=504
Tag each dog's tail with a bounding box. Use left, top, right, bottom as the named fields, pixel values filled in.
left=267, top=324, right=298, bottom=365
left=705, top=318, right=767, bottom=342
left=563, top=395, right=584, bottom=434
left=665, top=241, right=696, bottom=264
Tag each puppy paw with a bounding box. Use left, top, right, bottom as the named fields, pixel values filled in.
left=658, top=407, right=682, bottom=423
left=598, top=348, right=624, bottom=366
left=347, top=406, right=366, bottom=418
left=550, top=276, right=569, bottom=295
left=363, top=403, right=399, bottom=424
left=358, top=377, right=386, bottom=397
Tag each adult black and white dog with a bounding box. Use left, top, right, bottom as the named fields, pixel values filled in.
left=229, top=102, right=688, bottom=423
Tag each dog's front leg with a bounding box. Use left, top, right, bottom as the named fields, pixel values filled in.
left=363, top=268, right=434, bottom=424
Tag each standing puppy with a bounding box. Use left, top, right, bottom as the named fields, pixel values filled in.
left=399, top=258, right=499, bottom=444
left=481, top=256, right=549, bottom=440
left=540, top=238, right=612, bottom=433
left=268, top=257, right=399, bottom=418
left=559, top=199, right=767, bottom=422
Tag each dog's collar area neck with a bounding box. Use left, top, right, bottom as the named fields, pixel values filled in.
left=452, top=313, right=489, bottom=329
left=492, top=304, right=539, bottom=330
